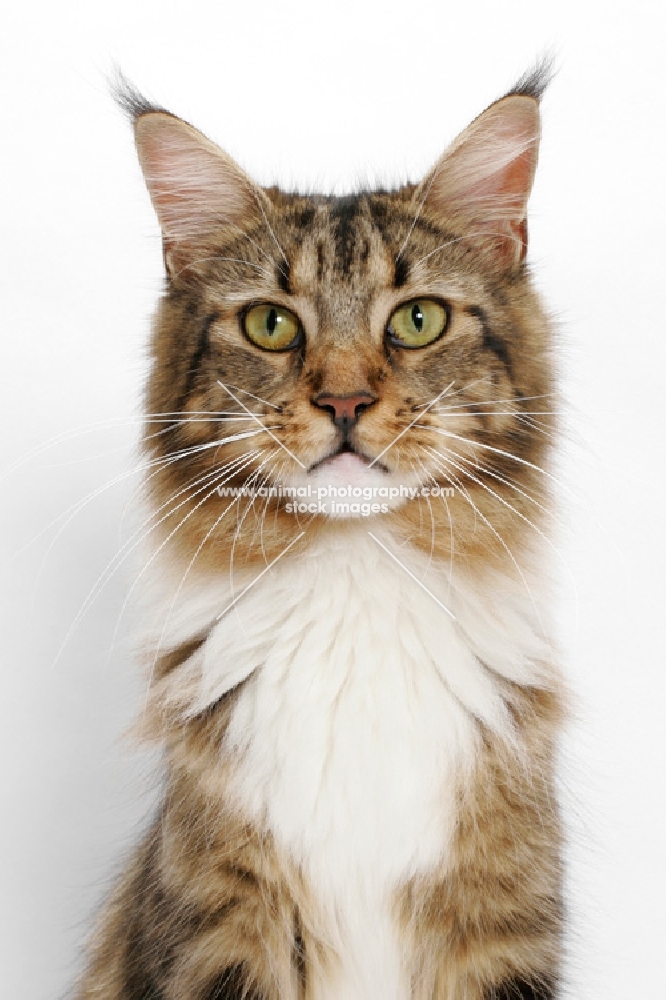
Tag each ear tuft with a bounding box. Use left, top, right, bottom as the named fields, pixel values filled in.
left=504, top=56, right=555, bottom=101
left=110, top=69, right=167, bottom=125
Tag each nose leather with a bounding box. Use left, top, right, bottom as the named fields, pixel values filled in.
left=312, top=392, right=377, bottom=431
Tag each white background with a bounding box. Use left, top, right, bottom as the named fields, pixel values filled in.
left=1, top=2, right=665, bottom=998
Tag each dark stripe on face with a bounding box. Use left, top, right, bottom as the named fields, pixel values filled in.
left=394, top=255, right=409, bottom=288
left=294, top=206, right=316, bottom=228
left=487, top=977, right=556, bottom=999
left=276, top=260, right=291, bottom=293
left=179, top=312, right=218, bottom=413
left=366, top=198, right=459, bottom=281
left=330, top=196, right=360, bottom=275
left=465, top=304, right=513, bottom=379
left=365, top=197, right=391, bottom=235
left=367, top=196, right=454, bottom=244
left=366, top=196, right=411, bottom=262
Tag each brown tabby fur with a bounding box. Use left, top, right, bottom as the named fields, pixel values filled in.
left=81, top=685, right=562, bottom=999
left=78, top=69, right=564, bottom=1000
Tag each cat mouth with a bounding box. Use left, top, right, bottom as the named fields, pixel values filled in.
left=309, top=443, right=389, bottom=474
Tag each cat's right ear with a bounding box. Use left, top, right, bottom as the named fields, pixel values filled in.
left=132, top=111, right=267, bottom=278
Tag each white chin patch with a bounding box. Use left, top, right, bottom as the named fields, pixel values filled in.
left=313, top=451, right=381, bottom=485
left=286, top=452, right=422, bottom=519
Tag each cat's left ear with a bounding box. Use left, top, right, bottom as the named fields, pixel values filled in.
left=415, top=93, right=541, bottom=269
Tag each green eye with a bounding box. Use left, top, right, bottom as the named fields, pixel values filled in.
left=387, top=299, right=449, bottom=348
left=243, top=303, right=301, bottom=351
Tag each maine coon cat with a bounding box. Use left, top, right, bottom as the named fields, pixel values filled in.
left=78, top=68, right=565, bottom=1000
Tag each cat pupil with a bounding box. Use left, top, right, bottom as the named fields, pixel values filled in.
left=267, top=308, right=278, bottom=335
left=412, top=304, right=424, bottom=332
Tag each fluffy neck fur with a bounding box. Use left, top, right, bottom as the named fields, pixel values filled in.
left=78, top=68, right=564, bottom=1000
left=133, top=523, right=558, bottom=998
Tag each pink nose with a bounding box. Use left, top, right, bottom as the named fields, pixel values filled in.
left=312, top=392, right=377, bottom=430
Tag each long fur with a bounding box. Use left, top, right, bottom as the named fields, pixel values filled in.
left=78, top=75, right=565, bottom=1000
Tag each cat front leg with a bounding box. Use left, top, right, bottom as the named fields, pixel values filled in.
left=77, top=817, right=303, bottom=1000
left=402, top=692, right=564, bottom=1000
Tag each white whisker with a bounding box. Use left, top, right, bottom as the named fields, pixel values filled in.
left=142, top=452, right=277, bottom=706
left=217, top=381, right=305, bottom=468
left=434, top=410, right=555, bottom=418
left=51, top=449, right=262, bottom=669
left=367, top=381, right=455, bottom=468
left=408, top=452, right=436, bottom=574
left=106, top=454, right=265, bottom=663
left=367, top=532, right=455, bottom=620
left=9, top=437, right=238, bottom=569
left=222, top=383, right=281, bottom=411
left=412, top=450, right=455, bottom=594
left=427, top=448, right=540, bottom=623
left=409, top=230, right=525, bottom=273
left=227, top=461, right=278, bottom=629
left=216, top=530, right=306, bottom=622
left=415, top=426, right=574, bottom=495
left=251, top=192, right=290, bottom=271
left=411, top=377, right=494, bottom=410
left=427, top=444, right=579, bottom=624
left=430, top=391, right=556, bottom=412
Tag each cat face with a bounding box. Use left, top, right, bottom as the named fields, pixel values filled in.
left=129, top=87, right=554, bottom=570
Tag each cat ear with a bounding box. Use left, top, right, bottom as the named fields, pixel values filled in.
left=133, top=112, right=266, bottom=277
left=415, top=94, right=541, bottom=268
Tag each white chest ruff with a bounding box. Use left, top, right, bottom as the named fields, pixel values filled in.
left=225, top=535, right=480, bottom=886
left=142, top=527, right=552, bottom=997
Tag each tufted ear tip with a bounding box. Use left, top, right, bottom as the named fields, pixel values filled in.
left=110, top=69, right=167, bottom=125
left=504, top=56, right=555, bottom=102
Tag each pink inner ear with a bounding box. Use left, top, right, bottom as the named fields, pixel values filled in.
left=463, top=150, right=535, bottom=262
left=466, top=149, right=535, bottom=213
left=134, top=113, right=260, bottom=249
left=421, top=96, right=540, bottom=266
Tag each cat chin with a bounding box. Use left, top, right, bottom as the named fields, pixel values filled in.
left=312, top=450, right=382, bottom=483
left=284, top=451, right=423, bottom=517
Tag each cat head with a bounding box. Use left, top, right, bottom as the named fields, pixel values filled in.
left=119, top=69, right=555, bottom=573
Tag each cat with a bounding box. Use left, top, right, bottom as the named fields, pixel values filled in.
left=78, top=66, right=565, bottom=1000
